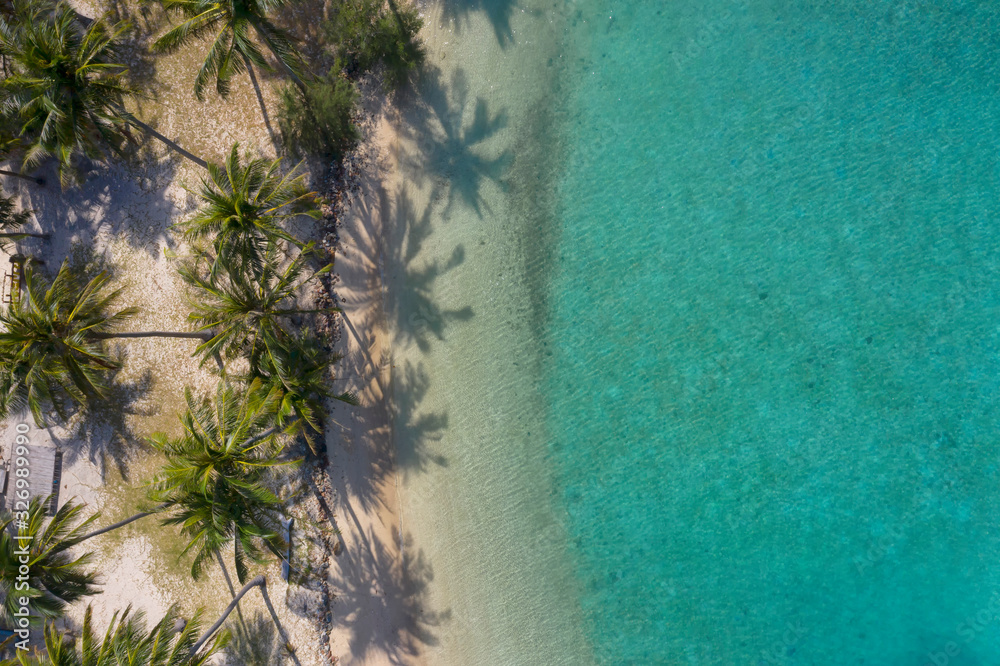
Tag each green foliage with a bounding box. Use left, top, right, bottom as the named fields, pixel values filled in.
left=251, top=334, right=357, bottom=452
left=178, top=245, right=354, bottom=452
left=174, top=144, right=319, bottom=279
left=5, top=603, right=228, bottom=666
left=152, top=0, right=306, bottom=100
left=277, top=68, right=359, bottom=161
left=0, top=189, right=30, bottom=232
left=0, top=0, right=135, bottom=187
left=148, top=380, right=296, bottom=583
left=0, top=185, right=33, bottom=251
left=0, top=261, right=137, bottom=426
left=0, top=497, right=99, bottom=626
left=179, top=243, right=332, bottom=368
left=326, top=0, right=425, bottom=89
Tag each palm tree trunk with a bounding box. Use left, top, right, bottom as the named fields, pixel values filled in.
left=190, top=576, right=300, bottom=664
left=214, top=550, right=248, bottom=629
left=77, top=510, right=156, bottom=542
left=276, top=307, right=342, bottom=315
left=0, top=169, right=44, bottom=186
left=95, top=331, right=212, bottom=340
left=0, top=232, right=49, bottom=239
left=123, top=116, right=208, bottom=170
left=244, top=425, right=281, bottom=448
left=190, top=575, right=264, bottom=657
left=72, top=9, right=93, bottom=27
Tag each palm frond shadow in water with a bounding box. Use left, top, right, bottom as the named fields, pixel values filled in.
left=439, top=0, right=519, bottom=48
left=385, top=187, right=474, bottom=352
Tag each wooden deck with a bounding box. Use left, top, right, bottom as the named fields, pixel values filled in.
left=0, top=444, right=62, bottom=515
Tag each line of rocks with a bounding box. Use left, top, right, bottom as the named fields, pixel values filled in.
left=308, top=455, right=341, bottom=666
left=306, top=97, right=383, bottom=665
left=307, top=117, right=374, bottom=666
left=314, top=149, right=368, bottom=348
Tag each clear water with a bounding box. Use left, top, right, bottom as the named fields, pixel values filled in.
left=390, top=0, right=1000, bottom=664
left=547, top=0, right=1000, bottom=663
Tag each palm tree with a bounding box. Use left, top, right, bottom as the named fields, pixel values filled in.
left=151, top=0, right=308, bottom=101
left=0, top=261, right=210, bottom=426
left=178, top=243, right=331, bottom=367
left=0, top=1, right=135, bottom=188
left=188, top=575, right=296, bottom=663
left=174, top=144, right=319, bottom=278
left=0, top=1, right=210, bottom=181
left=252, top=334, right=357, bottom=452
left=148, top=379, right=297, bottom=584
left=0, top=497, right=99, bottom=626
left=4, top=603, right=227, bottom=665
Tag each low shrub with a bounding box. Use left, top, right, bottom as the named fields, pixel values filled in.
left=277, top=68, right=360, bottom=161
left=326, top=0, right=426, bottom=89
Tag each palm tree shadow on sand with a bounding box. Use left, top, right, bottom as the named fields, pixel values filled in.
left=329, top=529, right=449, bottom=664
left=221, top=611, right=283, bottom=666
left=94, top=0, right=164, bottom=96
left=390, top=359, right=448, bottom=473
left=50, top=366, right=157, bottom=483
left=20, top=152, right=186, bottom=262
left=328, top=350, right=448, bottom=521
left=325, top=184, right=456, bottom=519
left=397, top=67, right=513, bottom=219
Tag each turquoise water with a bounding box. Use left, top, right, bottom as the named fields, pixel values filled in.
left=544, top=0, right=1000, bottom=663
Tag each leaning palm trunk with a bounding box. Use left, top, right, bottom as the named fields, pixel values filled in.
left=76, top=509, right=159, bottom=542
left=0, top=168, right=44, bottom=185
left=122, top=114, right=208, bottom=169
left=190, top=575, right=298, bottom=663
left=0, top=232, right=48, bottom=239
left=95, top=330, right=212, bottom=340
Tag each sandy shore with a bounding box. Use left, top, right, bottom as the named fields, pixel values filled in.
left=321, top=99, right=427, bottom=664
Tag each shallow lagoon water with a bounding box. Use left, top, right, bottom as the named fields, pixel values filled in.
left=390, top=0, right=1000, bottom=664
left=549, top=0, right=1000, bottom=663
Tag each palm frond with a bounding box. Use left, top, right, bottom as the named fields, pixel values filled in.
left=152, top=0, right=306, bottom=99
left=0, top=261, right=134, bottom=425
left=148, top=379, right=295, bottom=582
left=0, top=1, right=135, bottom=187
